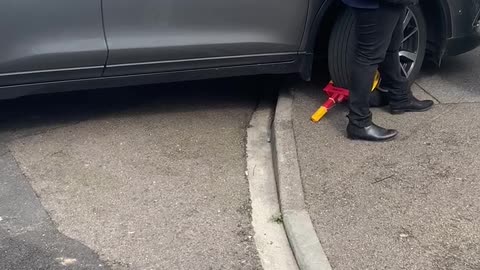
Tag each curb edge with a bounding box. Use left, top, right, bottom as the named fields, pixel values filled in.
left=272, top=89, right=333, bottom=270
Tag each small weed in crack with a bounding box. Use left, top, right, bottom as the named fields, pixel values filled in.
left=270, top=213, right=283, bottom=224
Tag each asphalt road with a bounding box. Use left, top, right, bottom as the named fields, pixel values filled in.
left=2, top=47, right=479, bottom=270
left=293, top=48, right=480, bottom=269
left=0, top=77, right=278, bottom=270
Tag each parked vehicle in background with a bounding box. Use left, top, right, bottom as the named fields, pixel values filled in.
left=0, top=0, right=479, bottom=99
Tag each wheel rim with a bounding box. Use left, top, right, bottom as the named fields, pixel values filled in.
left=400, top=7, right=420, bottom=78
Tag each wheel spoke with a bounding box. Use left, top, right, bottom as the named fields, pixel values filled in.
left=399, top=8, right=420, bottom=78
left=403, top=9, right=413, bottom=30
left=402, top=28, right=418, bottom=43
left=399, top=50, right=417, bottom=62
left=400, top=63, right=408, bottom=77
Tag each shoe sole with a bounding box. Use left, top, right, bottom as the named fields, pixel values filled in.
left=347, top=134, right=398, bottom=142
left=390, top=104, right=434, bottom=115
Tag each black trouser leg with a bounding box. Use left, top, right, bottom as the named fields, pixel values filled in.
left=348, top=5, right=406, bottom=127
left=378, top=7, right=411, bottom=104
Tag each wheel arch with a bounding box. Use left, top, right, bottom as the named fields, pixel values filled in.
left=302, top=0, right=344, bottom=56
left=420, top=0, right=452, bottom=65
left=303, top=0, right=452, bottom=63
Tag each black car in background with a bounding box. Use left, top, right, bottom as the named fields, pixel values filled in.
left=0, top=0, right=478, bottom=99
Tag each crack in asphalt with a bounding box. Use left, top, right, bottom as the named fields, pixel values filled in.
left=415, top=82, right=442, bottom=104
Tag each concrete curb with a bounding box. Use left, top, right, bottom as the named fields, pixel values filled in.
left=272, top=89, right=333, bottom=270
left=246, top=101, right=299, bottom=270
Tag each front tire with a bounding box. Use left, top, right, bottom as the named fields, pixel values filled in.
left=328, top=6, right=427, bottom=89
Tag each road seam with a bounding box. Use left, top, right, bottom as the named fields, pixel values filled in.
left=272, top=89, right=332, bottom=270
left=414, top=82, right=442, bottom=104
left=246, top=100, right=299, bottom=270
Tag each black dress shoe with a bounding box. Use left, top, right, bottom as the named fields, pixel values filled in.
left=347, top=123, right=398, bottom=142
left=390, top=97, right=434, bottom=114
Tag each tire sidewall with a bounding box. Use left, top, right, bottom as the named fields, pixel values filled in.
left=328, top=5, right=427, bottom=88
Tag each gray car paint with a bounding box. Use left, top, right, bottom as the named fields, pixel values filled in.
left=102, top=0, right=309, bottom=76
left=0, top=0, right=478, bottom=99
left=0, top=0, right=107, bottom=87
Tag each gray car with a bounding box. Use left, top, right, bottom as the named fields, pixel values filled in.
left=1, top=0, right=479, bottom=99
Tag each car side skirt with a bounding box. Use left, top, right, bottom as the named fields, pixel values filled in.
left=0, top=53, right=313, bottom=100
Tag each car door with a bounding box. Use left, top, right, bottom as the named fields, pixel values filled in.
left=0, top=0, right=107, bottom=87
left=102, top=0, right=309, bottom=76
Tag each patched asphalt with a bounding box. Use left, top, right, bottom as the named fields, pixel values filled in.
left=1, top=143, right=108, bottom=270
left=0, top=78, right=274, bottom=269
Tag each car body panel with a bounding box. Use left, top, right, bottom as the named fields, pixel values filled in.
left=0, top=58, right=304, bottom=100
left=0, top=0, right=479, bottom=100
left=443, top=0, right=480, bottom=55
left=300, top=0, right=334, bottom=52
left=0, top=0, right=107, bottom=87
left=446, top=0, right=480, bottom=38
left=102, top=0, right=309, bottom=76
left=103, top=53, right=299, bottom=77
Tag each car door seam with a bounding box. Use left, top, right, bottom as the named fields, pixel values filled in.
left=100, top=0, right=110, bottom=76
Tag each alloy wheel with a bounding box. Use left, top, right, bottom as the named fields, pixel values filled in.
left=400, top=7, right=420, bottom=78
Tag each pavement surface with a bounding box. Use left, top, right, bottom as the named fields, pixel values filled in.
left=0, top=78, right=271, bottom=269
left=292, top=48, right=480, bottom=270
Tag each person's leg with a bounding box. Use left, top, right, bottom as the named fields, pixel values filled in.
left=347, top=5, right=402, bottom=141
left=348, top=8, right=377, bottom=127
left=378, top=5, right=410, bottom=103
left=378, top=5, right=434, bottom=113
